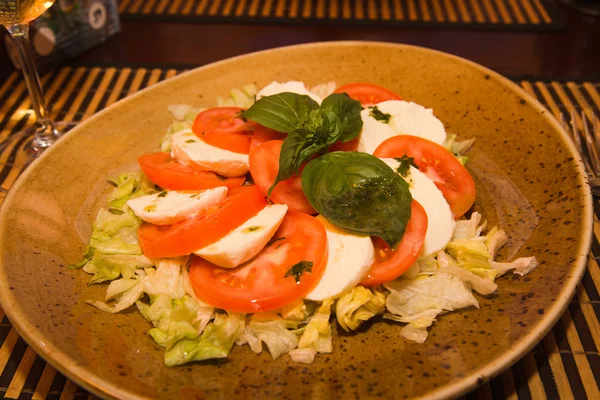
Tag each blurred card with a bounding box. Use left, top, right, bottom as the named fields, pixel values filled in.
left=4, top=0, right=120, bottom=73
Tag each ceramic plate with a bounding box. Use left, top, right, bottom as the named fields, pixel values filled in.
left=0, top=42, right=592, bottom=399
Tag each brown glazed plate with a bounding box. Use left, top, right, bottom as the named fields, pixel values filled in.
left=0, top=42, right=593, bottom=399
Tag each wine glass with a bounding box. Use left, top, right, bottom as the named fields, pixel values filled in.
left=0, top=0, right=75, bottom=182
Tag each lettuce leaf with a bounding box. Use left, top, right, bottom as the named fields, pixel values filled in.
left=107, top=172, right=157, bottom=213
left=240, top=312, right=299, bottom=359
left=485, top=226, right=508, bottom=258
left=437, top=251, right=497, bottom=295
left=82, top=253, right=152, bottom=284
left=73, top=173, right=157, bottom=284
left=161, top=105, right=206, bottom=152
left=489, top=256, right=539, bottom=277
left=86, top=269, right=148, bottom=313
left=336, top=287, right=386, bottom=332
left=163, top=312, right=245, bottom=367
left=290, top=299, right=334, bottom=363
left=217, top=85, right=257, bottom=108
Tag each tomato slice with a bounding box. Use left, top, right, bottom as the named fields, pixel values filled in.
left=192, top=107, right=254, bottom=154
left=329, top=137, right=359, bottom=152
left=334, top=83, right=402, bottom=107
left=360, top=201, right=428, bottom=287
left=249, top=126, right=286, bottom=152
left=373, top=135, right=476, bottom=218
left=189, top=211, right=328, bottom=313
left=249, top=140, right=316, bottom=214
left=138, top=185, right=267, bottom=258
left=138, top=152, right=245, bottom=190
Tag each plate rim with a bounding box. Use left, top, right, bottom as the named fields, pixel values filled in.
left=0, top=41, right=593, bottom=400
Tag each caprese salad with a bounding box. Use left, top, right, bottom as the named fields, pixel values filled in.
left=73, top=80, right=538, bottom=366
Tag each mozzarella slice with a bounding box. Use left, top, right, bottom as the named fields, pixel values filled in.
left=305, top=216, right=375, bottom=301
left=127, top=187, right=227, bottom=225
left=381, top=158, right=455, bottom=256
left=194, top=204, right=288, bottom=268
left=357, top=100, right=447, bottom=154
left=257, top=81, right=323, bottom=104
left=171, top=130, right=249, bottom=177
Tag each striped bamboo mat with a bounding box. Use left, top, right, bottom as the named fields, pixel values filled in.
left=117, top=0, right=559, bottom=30
left=0, top=68, right=599, bottom=399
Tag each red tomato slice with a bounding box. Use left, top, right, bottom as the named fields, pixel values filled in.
left=360, top=201, right=428, bottom=287
left=138, top=185, right=266, bottom=259
left=138, top=152, right=245, bottom=190
left=334, top=83, right=402, bottom=107
left=249, top=140, right=316, bottom=214
left=192, top=107, right=254, bottom=154
left=329, top=137, right=359, bottom=152
left=373, top=135, right=476, bottom=218
left=249, top=126, right=286, bottom=152
left=189, top=211, right=328, bottom=313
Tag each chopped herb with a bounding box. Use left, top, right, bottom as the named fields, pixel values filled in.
left=244, top=226, right=261, bottom=233
left=190, top=193, right=201, bottom=198
left=144, top=204, right=157, bottom=212
left=284, top=261, right=313, bottom=284
left=394, top=155, right=419, bottom=177
left=185, top=139, right=196, bottom=143
left=369, top=106, right=391, bottom=123
left=267, top=236, right=286, bottom=246
left=157, top=191, right=168, bottom=198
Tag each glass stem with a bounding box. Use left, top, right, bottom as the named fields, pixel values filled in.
left=6, top=23, right=59, bottom=150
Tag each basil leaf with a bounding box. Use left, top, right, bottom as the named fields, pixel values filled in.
left=241, top=93, right=319, bottom=133
left=321, top=93, right=363, bottom=142
left=269, top=130, right=306, bottom=195
left=320, top=109, right=344, bottom=145
left=301, top=152, right=412, bottom=248
left=268, top=127, right=328, bottom=196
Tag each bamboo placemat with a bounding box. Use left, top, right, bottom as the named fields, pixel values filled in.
left=0, top=68, right=599, bottom=399
left=117, top=0, right=559, bottom=30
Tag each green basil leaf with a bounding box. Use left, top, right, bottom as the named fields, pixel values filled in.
left=269, top=130, right=307, bottom=196
left=301, top=152, right=412, bottom=248
left=321, top=109, right=344, bottom=145
left=241, top=93, right=319, bottom=133
left=320, top=93, right=363, bottom=142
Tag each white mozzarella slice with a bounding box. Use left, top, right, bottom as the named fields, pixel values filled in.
left=356, top=107, right=396, bottom=155
left=127, top=187, right=227, bottom=225
left=257, top=81, right=323, bottom=104
left=305, top=217, right=375, bottom=301
left=380, top=158, right=455, bottom=256
left=170, top=130, right=249, bottom=178
left=357, top=100, right=447, bottom=154
left=194, top=204, right=288, bottom=268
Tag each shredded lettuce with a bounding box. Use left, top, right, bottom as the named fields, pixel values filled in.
left=489, top=256, right=539, bottom=277
left=72, top=173, right=157, bottom=284
left=309, top=81, right=336, bottom=100
left=443, top=133, right=476, bottom=163
left=336, top=287, right=386, bottom=332
left=107, top=172, right=157, bottom=213
left=239, top=312, right=299, bottom=359
left=437, top=251, right=497, bottom=295
left=161, top=105, right=206, bottom=152
left=217, top=84, right=257, bottom=108
left=290, top=299, right=334, bottom=364
left=163, top=312, right=245, bottom=367
left=385, top=273, right=479, bottom=343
